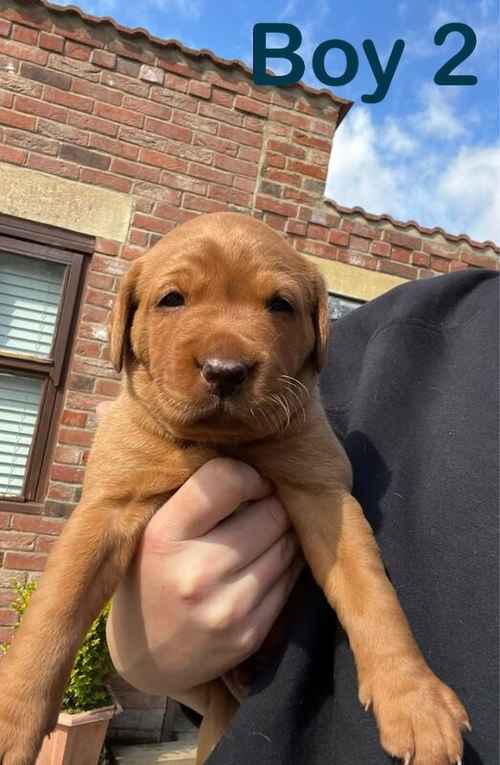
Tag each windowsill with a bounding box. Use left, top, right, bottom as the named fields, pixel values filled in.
left=0, top=500, right=46, bottom=515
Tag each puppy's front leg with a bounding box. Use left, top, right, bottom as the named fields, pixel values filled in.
left=0, top=494, right=158, bottom=765
left=246, top=411, right=470, bottom=765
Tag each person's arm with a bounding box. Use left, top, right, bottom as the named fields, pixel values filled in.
left=106, top=458, right=303, bottom=713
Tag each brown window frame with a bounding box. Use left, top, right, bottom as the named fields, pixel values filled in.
left=0, top=213, right=94, bottom=514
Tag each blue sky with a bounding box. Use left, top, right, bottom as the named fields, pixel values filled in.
left=51, top=0, right=499, bottom=243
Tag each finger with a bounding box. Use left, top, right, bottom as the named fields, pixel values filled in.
left=152, top=458, right=273, bottom=541
left=201, top=495, right=291, bottom=574
left=216, top=530, right=301, bottom=621
left=238, top=557, right=304, bottom=656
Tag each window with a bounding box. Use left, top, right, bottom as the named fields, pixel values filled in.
left=0, top=214, right=94, bottom=511
left=328, top=292, right=363, bottom=320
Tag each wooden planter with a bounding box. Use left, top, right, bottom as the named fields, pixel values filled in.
left=35, top=704, right=118, bottom=765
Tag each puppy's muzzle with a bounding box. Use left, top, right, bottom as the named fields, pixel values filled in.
left=200, top=357, right=252, bottom=398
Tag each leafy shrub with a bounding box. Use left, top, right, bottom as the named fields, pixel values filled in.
left=1, top=581, right=114, bottom=713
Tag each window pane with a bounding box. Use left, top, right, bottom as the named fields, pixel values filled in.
left=0, top=253, right=65, bottom=359
left=328, top=293, right=363, bottom=321
left=0, top=372, right=43, bottom=497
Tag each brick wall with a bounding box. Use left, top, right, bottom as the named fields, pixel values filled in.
left=0, top=0, right=499, bottom=741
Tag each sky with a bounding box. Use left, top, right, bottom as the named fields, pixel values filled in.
left=50, top=0, right=500, bottom=243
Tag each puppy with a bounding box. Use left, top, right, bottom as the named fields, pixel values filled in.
left=0, top=212, right=469, bottom=765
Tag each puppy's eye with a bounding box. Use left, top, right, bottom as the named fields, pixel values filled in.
left=267, top=295, right=294, bottom=314
left=158, top=291, right=185, bottom=308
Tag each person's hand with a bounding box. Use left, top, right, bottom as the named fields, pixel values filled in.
left=106, top=458, right=303, bottom=710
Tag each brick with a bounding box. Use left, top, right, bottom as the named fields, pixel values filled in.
left=286, top=159, right=327, bottom=181
left=133, top=213, right=175, bottom=235
left=255, top=195, right=298, bottom=218
left=265, top=168, right=301, bottom=187
left=286, top=219, right=307, bottom=236
left=111, top=157, right=160, bottom=183
left=293, top=131, right=331, bottom=152
left=21, top=60, right=72, bottom=90
left=73, top=78, right=123, bottom=106
left=199, top=101, right=243, bottom=127
left=15, top=93, right=67, bottom=123
left=430, top=256, right=450, bottom=273
left=60, top=143, right=110, bottom=171
left=159, top=171, right=207, bottom=195
left=203, top=69, right=249, bottom=95
left=0, top=513, right=9, bottom=530
left=95, top=102, right=144, bottom=128
left=94, top=379, right=121, bottom=397
left=35, top=536, right=57, bottom=554
left=189, top=80, right=211, bottom=99
left=193, top=132, right=238, bottom=157
left=85, top=288, right=114, bottom=310
left=0, top=609, right=17, bottom=626
left=39, top=32, right=64, bottom=53
left=37, top=119, right=88, bottom=147
left=115, top=56, right=142, bottom=77
left=0, top=20, right=12, bottom=38
left=391, top=247, right=411, bottom=264
left=140, top=65, right=164, bottom=84
left=183, top=194, right=226, bottom=214
left=65, top=392, right=104, bottom=412
left=0, top=106, right=35, bottom=130
left=10, top=514, right=64, bottom=535
left=270, top=108, right=310, bottom=131
left=140, top=148, right=187, bottom=174
left=0, top=38, right=48, bottom=66
left=68, top=112, right=118, bottom=137
left=412, top=251, right=431, bottom=268
left=53, top=445, right=82, bottom=465
left=233, top=95, right=267, bottom=118
left=329, top=229, right=350, bottom=247
left=61, top=410, right=88, bottom=428
left=94, top=238, right=120, bottom=256
left=48, top=54, right=100, bottom=82
left=449, top=260, right=469, bottom=272
left=421, top=241, right=458, bottom=260
left=338, top=250, right=377, bottom=270
left=350, top=235, right=370, bottom=253
left=128, top=228, right=149, bottom=246
left=47, top=483, right=78, bottom=504
left=45, top=86, right=93, bottom=114
left=144, top=117, right=192, bottom=144
left=4, top=552, right=46, bottom=571
left=102, top=70, right=150, bottom=98
left=383, top=229, right=422, bottom=251
left=267, top=139, right=306, bottom=160
left=80, top=168, right=132, bottom=193
left=0, top=590, right=15, bottom=607
left=370, top=240, right=391, bottom=258
left=12, top=25, right=38, bottom=46
left=89, top=133, right=138, bottom=161
left=91, top=49, right=116, bottom=69
left=44, top=501, right=75, bottom=519
left=50, top=464, right=85, bottom=484
left=214, top=154, right=256, bottom=179
left=5, top=128, right=58, bottom=155
left=295, top=238, right=336, bottom=260
left=69, top=373, right=95, bottom=393
left=307, top=224, right=328, bottom=242
left=28, top=154, right=79, bottom=180
left=122, top=95, right=171, bottom=121
left=65, top=41, right=92, bottom=61
left=379, top=260, right=418, bottom=279
left=0, top=143, right=26, bottom=165
left=188, top=162, right=231, bottom=186
left=0, top=531, right=36, bottom=550
left=59, top=428, right=95, bottom=448
left=266, top=152, right=286, bottom=169
left=0, top=626, right=14, bottom=643
left=238, top=146, right=260, bottom=163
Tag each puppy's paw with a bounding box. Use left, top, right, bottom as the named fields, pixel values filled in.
left=359, top=663, right=470, bottom=765
left=0, top=677, right=52, bottom=765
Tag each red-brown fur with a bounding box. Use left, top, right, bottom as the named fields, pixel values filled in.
left=0, top=213, right=469, bottom=765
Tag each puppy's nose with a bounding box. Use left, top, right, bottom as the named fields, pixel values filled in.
left=201, top=358, right=250, bottom=398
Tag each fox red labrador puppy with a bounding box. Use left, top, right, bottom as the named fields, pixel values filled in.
left=0, top=212, right=469, bottom=765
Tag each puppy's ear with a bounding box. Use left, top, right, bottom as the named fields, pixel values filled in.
left=312, top=272, right=330, bottom=372
left=109, top=258, right=143, bottom=373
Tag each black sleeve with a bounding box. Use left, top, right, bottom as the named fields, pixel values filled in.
left=209, top=270, right=499, bottom=765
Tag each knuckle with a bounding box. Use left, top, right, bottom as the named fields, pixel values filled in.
left=262, top=496, right=288, bottom=530
left=205, top=602, right=242, bottom=634
left=205, top=458, right=261, bottom=504
left=177, top=566, right=211, bottom=604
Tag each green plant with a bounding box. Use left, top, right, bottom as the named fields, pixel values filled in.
left=0, top=581, right=114, bottom=713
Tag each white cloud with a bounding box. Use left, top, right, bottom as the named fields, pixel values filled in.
left=327, top=106, right=500, bottom=243
left=414, top=85, right=467, bottom=139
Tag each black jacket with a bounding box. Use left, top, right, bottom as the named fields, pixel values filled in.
left=209, top=269, right=499, bottom=765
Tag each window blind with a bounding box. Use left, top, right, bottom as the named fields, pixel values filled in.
left=0, top=253, right=65, bottom=359
left=0, top=372, right=43, bottom=496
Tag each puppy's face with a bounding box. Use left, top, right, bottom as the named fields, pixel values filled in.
left=110, top=212, right=328, bottom=442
